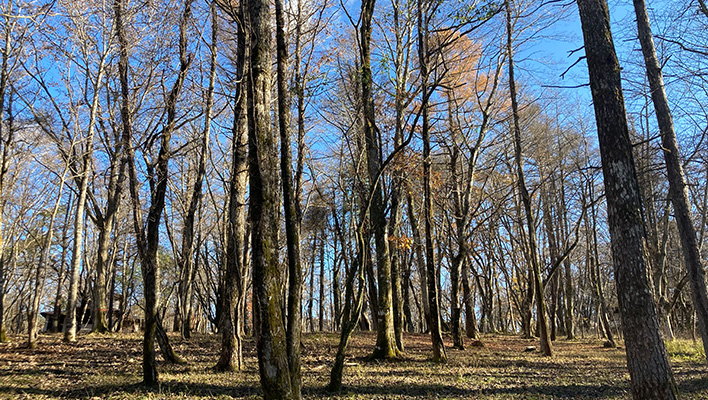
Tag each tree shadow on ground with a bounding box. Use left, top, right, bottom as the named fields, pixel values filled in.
left=321, top=382, right=628, bottom=399
left=0, top=381, right=261, bottom=399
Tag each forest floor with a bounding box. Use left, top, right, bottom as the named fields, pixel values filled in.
left=0, top=330, right=706, bottom=399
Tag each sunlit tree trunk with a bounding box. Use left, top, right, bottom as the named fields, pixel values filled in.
left=633, top=0, right=708, bottom=365
left=360, top=0, right=398, bottom=359
left=248, top=0, right=293, bottom=396
left=274, top=0, right=303, bottom=394
left=577, top=0, right=678, bottom=397
left=215, top=0, right=248, bottom=373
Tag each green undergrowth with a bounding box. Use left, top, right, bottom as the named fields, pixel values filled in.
left=0, top=332, right=706, bottom=399
left=666, top=338, right=706, bottom=363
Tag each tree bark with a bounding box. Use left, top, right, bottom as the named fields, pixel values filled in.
left=274, top=0, right=303, bottom=395
left=215, top=0, right=248, bottom=373
left=633, top=0, right=708, bottom=365
left=361, top=0, right=398, bottom=360
left=248, top=0, right=293, bottom=397
left=0, top=1, right=17, bottom=344
left=577, top=0, right=678, bottom=398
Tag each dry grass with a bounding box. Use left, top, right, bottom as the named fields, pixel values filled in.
left=0, top=331, right=706, bottom=399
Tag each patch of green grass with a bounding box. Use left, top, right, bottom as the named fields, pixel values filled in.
left=666, top=339, right=706, bottom=363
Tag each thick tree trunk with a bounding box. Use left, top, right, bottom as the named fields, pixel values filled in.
left=0, top=6, right=15, bottom=344
left=248, top=0, right=293, bottom=397
left=462, top=260, right=479, bottom=339
left=633, top=0, right=708, bottom=365
left=577, top=0, right=678, bottom=398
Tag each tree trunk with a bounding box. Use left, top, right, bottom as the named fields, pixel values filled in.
left=92, top=141, right=127, bottom=335
left=319, top=229, right=326, bottom=332
left=176, top=3, right=216, bottom=340
left=633, top=0, right=708, bottom=365
left=418, top=0, right=446, bottom=363
left=51, top=194, right=72, bottom=333
left=117, top=0, right=193, bottom=386
left=506, top=0, right=552, bottom=357
left=576, top=0, right=678, bottom=397
left=360, top=0, right=398, bottom=360
left=0, top=5, right=16, bottom=344
left=248, top=0, right=293, bottom=396
left=328, top=227, right=367, bottom=392
left=462, top=260, right=478, bottom=339
left=156, top=316, right=187, bottom=364
left=29, top=169, right=67, bottom=348
left=274, top=0, right=303, bottom=394
left=308, top=234, right=316, bottom=333
left=215, top=0, right=248, bottom=373
left=63, top=134, right=91, bottom=343
left=407, top=193, right=430, bottom=332
left=64, top=44, right=107, bottom=342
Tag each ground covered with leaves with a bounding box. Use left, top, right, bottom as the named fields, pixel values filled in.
left=0, top=331, right=706, bottom=399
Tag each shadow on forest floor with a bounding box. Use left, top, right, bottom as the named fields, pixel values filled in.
left=0, top=331, right=706, bottom=399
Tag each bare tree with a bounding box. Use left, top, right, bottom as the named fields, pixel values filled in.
left=633, top=0, right=708, bottom=365
left=577, top=0, right=678, bottom=398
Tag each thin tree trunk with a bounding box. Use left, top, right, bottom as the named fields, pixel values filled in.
left=328, top=226, right=367, bottom=392
left=308, top=234, right=316, bottom=333
left=418, top=0, right=446, bottom=363
left=577, top=0, right=678, bottom=397
left=506, top=0, right=552, bottom=357
left=51, top=193, right=72, bottom=333
left=274, top=0, right=302, bottom=394
left=407, top=193, right=430, bottom=331
left=117, top=0, right=193, bottom=385
left=92, top=147, right=127, bottom=334
left=177, top=3, right=216, bottom=340
left=29, top=169, right=67, bottom=348
left=64, top=42, right=108, bottom=342
left=319, top=229, right=326, bottom=332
